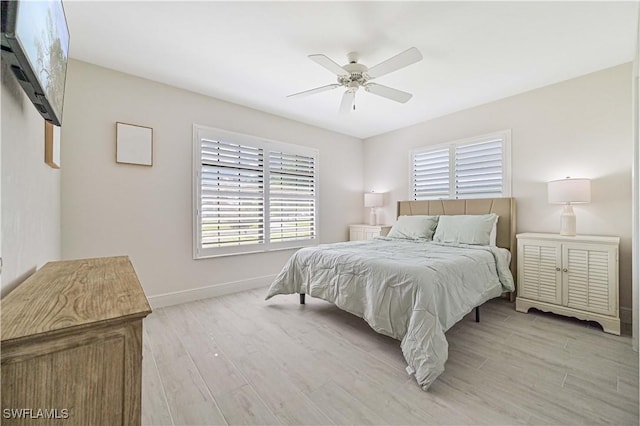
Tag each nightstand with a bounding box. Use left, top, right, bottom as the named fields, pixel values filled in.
left=349, top=224, right=392, bottom=241
left=515, top=233, right=620, bottom=334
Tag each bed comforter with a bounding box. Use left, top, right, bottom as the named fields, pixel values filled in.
left=265, top=237, right=515, bottom=390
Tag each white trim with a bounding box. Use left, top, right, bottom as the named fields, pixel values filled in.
left=192, top=124, right=201, bottom=260
left=502, top=130, right=512, bottom=197
left=448, top=143, right=456, bottom=197
left=147, top=274, right=276, bottom=309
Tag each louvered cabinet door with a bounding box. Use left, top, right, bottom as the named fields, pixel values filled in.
left=562, top=243, right=618, bottom=316
left=518, top=239, right=562, bottom=304
left=516, top=233, right=620, bottom=335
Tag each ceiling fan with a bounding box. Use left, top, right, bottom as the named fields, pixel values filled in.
left=287, top=47, right=423, bottom=114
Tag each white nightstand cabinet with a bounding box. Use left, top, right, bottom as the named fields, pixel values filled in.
left=349, top=224, right=392, bottom=241
left=515, top=233, right=620, bottom=335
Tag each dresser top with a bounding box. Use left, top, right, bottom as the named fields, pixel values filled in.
left=1, top=256, right=152, bottom=343
left=516, top=232, right=620, bottom=244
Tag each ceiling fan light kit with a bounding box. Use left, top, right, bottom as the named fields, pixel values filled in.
left=287, top=47, right=423, bottom=113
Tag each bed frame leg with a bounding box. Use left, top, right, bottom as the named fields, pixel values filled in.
left=475, top=306, right=480, bottom=323
left=300, top=293, right=305, bottom=304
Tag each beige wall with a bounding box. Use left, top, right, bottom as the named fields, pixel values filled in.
left=59, top=60, right=633, bottom=315
left=1, top=61, right=61, bottom=297
left=61, top=60, right=363, bottom=303
left=364, top=63, right=634, bottom=318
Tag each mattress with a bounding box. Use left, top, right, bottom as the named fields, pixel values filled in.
left=265, top=237, right=515, bottom=389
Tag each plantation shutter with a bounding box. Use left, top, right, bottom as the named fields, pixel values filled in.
left=195, top=125, right=319, bottom=258
left=200, top=139, right=265, bottom=248
left=454, top=138, right=504, bottom=198
left=412, top=147, right=451, bottom=200
left=269, top=151, right=316, bottom=242
left=411, top=131, right=510, bottom=201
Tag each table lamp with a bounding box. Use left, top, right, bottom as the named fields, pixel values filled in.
left=548, top=177, right=591, bottom=236
left=364, top=192, right=384, bottom=226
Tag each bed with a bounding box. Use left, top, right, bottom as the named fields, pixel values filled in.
left=265, top=198, right=516, bottom=390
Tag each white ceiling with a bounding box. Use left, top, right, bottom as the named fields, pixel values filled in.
left=64, top=1, right=638, bottom=139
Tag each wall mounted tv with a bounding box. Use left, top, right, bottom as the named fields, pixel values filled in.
left=1, top=0, right=70, bottom=126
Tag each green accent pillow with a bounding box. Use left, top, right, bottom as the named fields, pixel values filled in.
left=433, top=214, right=498, bottom=245
left=387, top=215, right=439, bottom=240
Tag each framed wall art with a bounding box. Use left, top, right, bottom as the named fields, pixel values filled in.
left=116, top=122, right=153, bottom=166
left=44, top=121, right=61, bottom=169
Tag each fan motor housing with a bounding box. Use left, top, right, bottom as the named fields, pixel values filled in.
left=343, top=62, right=368, bottom=74
left=338, top=63, right=369, bottom=88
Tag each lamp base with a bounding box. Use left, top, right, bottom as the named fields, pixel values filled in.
left=369, top=208, right=378, bottom=226
left=559, top=204, right=576, bottom=236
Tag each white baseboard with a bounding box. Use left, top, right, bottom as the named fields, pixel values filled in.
left=620, top=306, right=632, bottom=325
left=147, top=274, right=276, bottom=309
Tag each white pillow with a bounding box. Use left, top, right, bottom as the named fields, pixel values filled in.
left=433, top=214, right=498, bottom=246
left=489, top=218, right=498, bottom=246
left=387, top=215, right=439, bottom=240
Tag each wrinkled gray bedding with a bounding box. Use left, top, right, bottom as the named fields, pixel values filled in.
left=265, top=237, right=515, bottom=389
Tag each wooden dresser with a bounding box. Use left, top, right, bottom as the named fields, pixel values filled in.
left=1, top=256, right=152, bottom=425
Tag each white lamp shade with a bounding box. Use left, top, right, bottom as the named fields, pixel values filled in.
left=364, top=192, right=384, bottom=208
left=548, top=178, right=591, bottom=204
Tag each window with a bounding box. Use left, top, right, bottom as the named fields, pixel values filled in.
left=411, top=130, right=511, bottom=200
left=193, top=125, right=318, bottom=258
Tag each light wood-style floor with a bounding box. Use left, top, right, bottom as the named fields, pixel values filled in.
left=142, top=288, right=639, bottom=425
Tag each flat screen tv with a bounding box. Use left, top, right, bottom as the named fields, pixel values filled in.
left=1, top=0, right=69, bottom=126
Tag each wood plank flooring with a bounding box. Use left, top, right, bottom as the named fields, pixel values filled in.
left=142, top=289, right=639, bottom=425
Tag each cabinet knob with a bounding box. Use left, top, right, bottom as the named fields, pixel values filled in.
left=555, top=267, right=561, bottom=271
left=563, top=268, right=568, bottom=273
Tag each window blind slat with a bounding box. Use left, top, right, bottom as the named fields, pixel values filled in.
left=411, top=147, right=450, bottom=200
left=269, top=151, right=316, bottom=243
left=412, top=134, right=508, bottom=200
left=454, top=139, right=503, bottom=198
left=199, top=140, right=265, bottom=249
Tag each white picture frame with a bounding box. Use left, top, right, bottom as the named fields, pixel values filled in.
left=116, top=122, right=153, bottom=166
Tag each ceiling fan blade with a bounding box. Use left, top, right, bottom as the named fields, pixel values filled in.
left=364, top=83, right=413, bottom=103
left=366, top=47, right=423, bottom=79
left=339, top=91, right=355, bottom=114
left=287, top=84, right=340, bottom=98
left=309, top=54, right=349, bottom=76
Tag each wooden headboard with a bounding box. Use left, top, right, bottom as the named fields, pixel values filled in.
left=397, top=198, right=517, bottom=286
